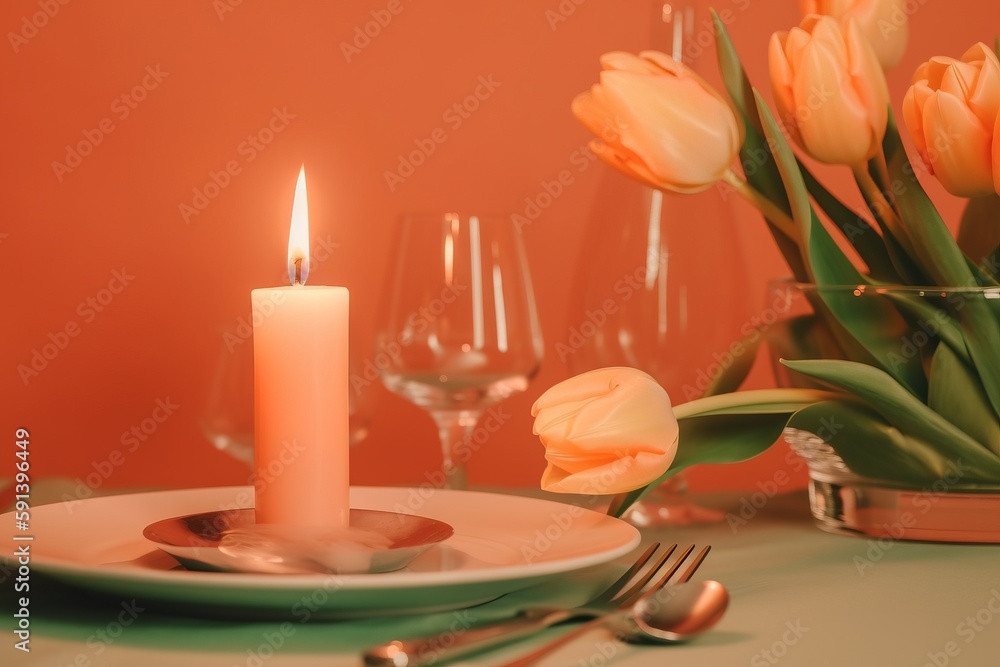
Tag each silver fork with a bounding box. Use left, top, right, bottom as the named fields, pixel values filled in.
left=362, top=542, right=690, bottom=667
left=495, top=545, right=713, bottom=667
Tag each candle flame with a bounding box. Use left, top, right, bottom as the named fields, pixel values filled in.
left=287, top=165, right=309, bottom=285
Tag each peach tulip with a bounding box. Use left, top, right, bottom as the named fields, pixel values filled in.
left=531, top=367, right=678, bottom=494
left=902, top=43, right=1000, bottom=198
left=800, top=0, right=908, bottom=69
left=769, top=15, right=889, bottom=166
left=571, top=50, right=743, bottom=194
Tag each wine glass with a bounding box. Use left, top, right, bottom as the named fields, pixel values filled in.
left=200, top=332, right=373, bottom=466
left=562, top=0, right=751, bottom=525
left=567, top=176, right=750, bottom=525
left=374, top=213, right=543, bottom=489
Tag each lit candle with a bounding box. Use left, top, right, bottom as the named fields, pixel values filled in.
left=252, top=165, right=350, bottom=528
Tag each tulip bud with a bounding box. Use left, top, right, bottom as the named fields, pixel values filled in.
left=902, top=43, right=1000, bottom=198
left=800, top=0, right=909, bottom=70
left=571, top=51, right=743, bottom=194
left=769, top=15, right=890, bottom=166
left=531, top=367, right=678, bottom=494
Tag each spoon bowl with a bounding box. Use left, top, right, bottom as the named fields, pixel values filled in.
left=621, top=579, right=730, bottom=643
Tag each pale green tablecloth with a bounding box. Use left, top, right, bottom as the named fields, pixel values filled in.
left=3, top=487, right=1000, bottom=666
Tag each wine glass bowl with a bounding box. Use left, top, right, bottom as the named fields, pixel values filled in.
left=375, top=213, right=543, bottom=488
left=568, top=177, right=750, bottom=525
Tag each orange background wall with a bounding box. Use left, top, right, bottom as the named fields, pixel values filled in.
left=1, top=0, right=992, bottom=496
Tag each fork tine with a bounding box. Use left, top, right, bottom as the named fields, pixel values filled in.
left=588, top=542, right=660, bottom=605
left=612, top=544, right=678, bottom=604
left=676, top=545, right=711, bottom=584
left=644, top=543, right=696, bottom=592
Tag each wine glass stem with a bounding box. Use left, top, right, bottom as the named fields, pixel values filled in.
left=430, top=409, right=482, bottom=490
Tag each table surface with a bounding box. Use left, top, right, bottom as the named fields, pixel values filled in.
left=3, top=485, right=1000, bottom=667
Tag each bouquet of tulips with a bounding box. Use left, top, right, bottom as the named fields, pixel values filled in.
left=531, top=4, right=1000, bottom=515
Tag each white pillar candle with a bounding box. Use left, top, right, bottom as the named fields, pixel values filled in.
left=252, top=166, right=349, bottom=528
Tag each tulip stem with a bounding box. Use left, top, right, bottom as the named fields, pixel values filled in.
left=723, top=169, right=798, bottom=241
left=851, top=163, right=915, bottom=256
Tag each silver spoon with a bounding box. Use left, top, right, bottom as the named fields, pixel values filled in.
left=496, top=572, right=729, bottom=666
left=616, top=578, right=729, bottom=642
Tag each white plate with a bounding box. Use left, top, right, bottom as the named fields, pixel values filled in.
left=3, top=486, right=639, bottom=617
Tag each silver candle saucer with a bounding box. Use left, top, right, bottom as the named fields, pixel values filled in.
left=143, top=508, right=454, bottom=575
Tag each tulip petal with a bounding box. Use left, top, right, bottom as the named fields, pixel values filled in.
left=600, top=51, right=659, bottom=75
left=994, top=111, right=1000, bottom=195
left=532, top=368, right=679, bottom=495
left=793, top=35, right=874, bottom=163
left=844, top=19, right=889, bottom=146
left=570, top=89, right=612, bottom=142
left=902, top=86, right=928, bottom=157
left=588, top=140, right=675, bottom=191
left=939, top=61, right=978, bottom=100
left=768, top=32, right=798, bottom=134
left=599, top=71, right=738, bottom=189
left=967, top=47, right=1000, bottom=127
left=922, top=92, right=995, bottom=196
left=541, top=438, right=678, bottom=494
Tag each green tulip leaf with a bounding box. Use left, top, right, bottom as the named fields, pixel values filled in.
left=674, top=388, right=839, bottom=419
left=883, top=112, right=978, bottom=286
left=608, top=412, right=789, bottom=517
left=767, top=312, right=846, bottom=369
left=781, top=359, right=1000, bottom=479
left=856, top=153, right=927, bottom=283
left=754, top=91, right=928, bottom=399
left=608, top=389, right=837, bottom=516
left=787, top=400, right=952, bottom=484
left=928, top=342, right=1000, bottom=456
left=711, top=11, right=809, bottom=282
left=958, top=196, right=1000, bottom=265
left=796, top=159, right=898, bottom=281
left=878, top=291, right=971, bottom=366
left=984, top=244, right=1000, bottom=282
left=701, top=326, right=763, bottom=398
left=959, top=196, right=1000, bottom=285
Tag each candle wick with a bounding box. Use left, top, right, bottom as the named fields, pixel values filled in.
left=293, top=257, right=304, bottom=285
